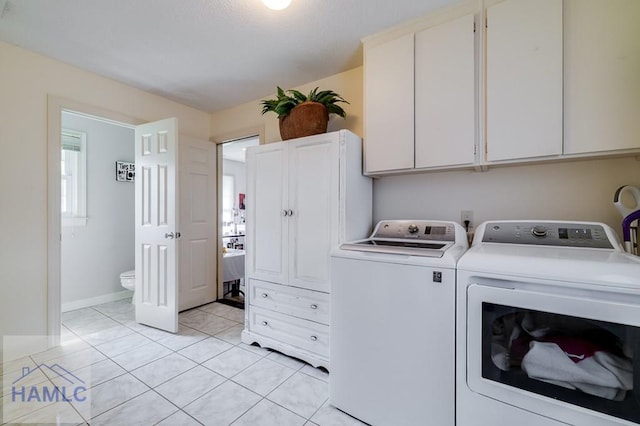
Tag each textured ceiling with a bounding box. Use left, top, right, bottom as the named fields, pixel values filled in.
left=0, top=0, right=456, bottom=112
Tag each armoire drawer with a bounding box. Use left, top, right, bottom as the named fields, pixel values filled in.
left=249, top=279, right=330, bottom=324
left=248, top=306, right=329, bottom=357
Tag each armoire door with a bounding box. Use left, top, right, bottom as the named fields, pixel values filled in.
left=245, top=143, right=288, bottom=284
left=287, top=137, right=339, bottom=293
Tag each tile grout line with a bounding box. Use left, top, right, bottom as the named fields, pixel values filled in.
left=56, top=301, right=332, bottom=425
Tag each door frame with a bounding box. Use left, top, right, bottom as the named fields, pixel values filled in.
left=47, top=95, right=142, bottom=346
left=212, top=126, right=263, bottom=299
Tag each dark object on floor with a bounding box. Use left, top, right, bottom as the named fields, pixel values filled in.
left=218, top=298, right=244, bottom=310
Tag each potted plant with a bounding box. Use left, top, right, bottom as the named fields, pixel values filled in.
left=261, top=86, right=349, bottom=140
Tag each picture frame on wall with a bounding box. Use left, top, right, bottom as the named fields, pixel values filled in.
left=115, top=161, right=135, bottom=182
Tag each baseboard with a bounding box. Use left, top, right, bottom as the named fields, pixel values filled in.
left=62, top=290, right=133, bottom=312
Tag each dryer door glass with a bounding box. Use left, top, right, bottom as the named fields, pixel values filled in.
left=482, top=302, right=640, bottom=423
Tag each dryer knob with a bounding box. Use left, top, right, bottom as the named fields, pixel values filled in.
left=408, top=224, right=419, bottom=234
left=531, top=225, right=548, bottom=237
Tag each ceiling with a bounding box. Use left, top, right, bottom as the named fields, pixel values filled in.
left=0, top=0, right=456, bottom=112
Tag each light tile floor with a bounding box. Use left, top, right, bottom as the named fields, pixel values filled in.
left=1, top=300, right=366, bottom=425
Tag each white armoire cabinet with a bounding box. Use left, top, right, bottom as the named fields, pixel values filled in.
left=242, top=130, right=372, bottom=369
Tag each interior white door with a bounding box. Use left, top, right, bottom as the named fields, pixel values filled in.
left=178, top=135, right=217, bottom=311
left=135, top=117, right=179, bottom=332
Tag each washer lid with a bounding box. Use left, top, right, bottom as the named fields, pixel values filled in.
left=340, top=239, right=450, bottom=257
left=339, top=220, right=467, bottom=257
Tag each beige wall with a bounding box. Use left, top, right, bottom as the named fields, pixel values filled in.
left=0, top=41, right=211, bottom=352
left=210, top=67, right=363, bottom=143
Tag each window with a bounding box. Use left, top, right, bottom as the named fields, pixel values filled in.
left=222, top=174, right=235, bottom=235
left=61, top=129, right=87, bottom=226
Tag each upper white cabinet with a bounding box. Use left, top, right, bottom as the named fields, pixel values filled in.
left=415, top=14, right=476, bottom=168
left=364, top=34, right=415, bottom=173
left=363, top=1, right=640, bottom=174
left=563, top=0, right=640, bottom=155
left=485, top=0, right=563, bottom=162
left=364, top=12, right=476, bottom=174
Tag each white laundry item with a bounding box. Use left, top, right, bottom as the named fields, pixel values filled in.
left=521, top=341, right=633, bottom=401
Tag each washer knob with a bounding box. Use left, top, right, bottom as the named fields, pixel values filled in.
left=531, top=225, right=548, bottom=237
left=408, top=224, right=419, bottom=234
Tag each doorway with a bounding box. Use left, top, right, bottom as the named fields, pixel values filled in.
left=47, top=97, right=218, bottom=342
left=60, top=111, right=136, bottom=313
left=218, top=136, right=259, bottom=308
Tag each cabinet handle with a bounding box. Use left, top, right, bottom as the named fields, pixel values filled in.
left=288, top=209, right=294, bottom=216
left=310, top=304, right=318, bottom=310
left=282, top=210, right=289, bottom=217
left=261, top=321, right=268, bottom=326
left=261, top=293, right=268, bottom=298
left=310, top=335, right=318, bottom=341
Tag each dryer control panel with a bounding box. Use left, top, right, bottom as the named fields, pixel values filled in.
left=371, top=220, right=456, bottom=241
left=481, top=221, right=614, bottom=249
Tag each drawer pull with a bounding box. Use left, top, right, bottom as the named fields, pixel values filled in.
left=261, top=321, right=268, bottom=326
left=310, top=335, right=318, bottom=341
left=261, top=293, right=269, bottom=298
left=310, top=304, right=318, bottom=310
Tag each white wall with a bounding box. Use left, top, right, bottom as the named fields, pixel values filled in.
left=0, top=41, right=210, bottom=355
left=222, top=159, right=247, bottom=205
left=60, top=113, right=135, bottom=306
left=373, top=157, right=640, bottom=238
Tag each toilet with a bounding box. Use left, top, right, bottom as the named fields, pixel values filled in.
left=119, top=270, right=136, bottom=302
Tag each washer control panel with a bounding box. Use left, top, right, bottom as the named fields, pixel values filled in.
left=371, top=220, right=456, bottom=241
left=481, top=221, right=614, bottom=249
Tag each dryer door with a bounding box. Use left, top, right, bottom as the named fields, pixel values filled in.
left=466, top=282, right=640, bottom=426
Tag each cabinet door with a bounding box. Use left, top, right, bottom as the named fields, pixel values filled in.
left=245, top=143, right=288, bottom=284
left=564, top=0, right=640, bottom=154
left=415, top=14, right=476, bottom=168
left=287, top=136, right=339, bottom=293
left=364, top=33, right=415, bottom=173
left=486, top=0, right=563, bottom=161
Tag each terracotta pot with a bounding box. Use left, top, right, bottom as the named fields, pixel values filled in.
left=279, top=101, right=329, bottom=141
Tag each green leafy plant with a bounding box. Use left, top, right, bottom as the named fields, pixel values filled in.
left=261, top=86, right=349, bottom=118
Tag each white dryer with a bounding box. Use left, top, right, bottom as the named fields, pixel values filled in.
left=330, top=220, right=468, bottom=426
left=456, top=220, right=640, bottom=426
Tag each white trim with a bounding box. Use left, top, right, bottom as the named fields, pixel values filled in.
left=47, top=95, right=142, bottom=349
left=62, top=290, right=134, bottom=313
left=61, top=128, right=88, bottom=226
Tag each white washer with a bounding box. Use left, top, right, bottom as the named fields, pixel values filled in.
left=330, top=220, right=468, bottom=426
left=457, top=220, right=640, bottom=426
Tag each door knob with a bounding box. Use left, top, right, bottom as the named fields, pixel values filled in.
left=165, top=232, right=175, bottom=239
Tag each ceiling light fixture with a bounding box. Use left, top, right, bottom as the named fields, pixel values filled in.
left=262, top=0, right=291, bottom=11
